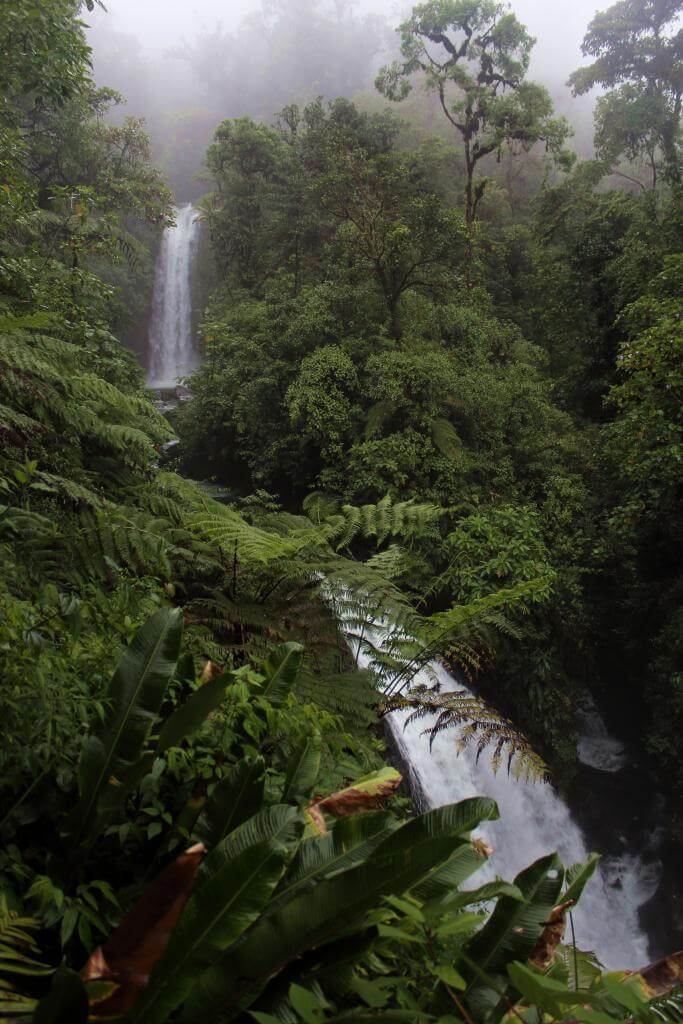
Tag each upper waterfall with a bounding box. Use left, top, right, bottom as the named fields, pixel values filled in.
left=147, top=203, right=200, bottom=388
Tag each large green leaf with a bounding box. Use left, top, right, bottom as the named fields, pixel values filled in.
left=127, top=808, right=301, bottom=1024
left=462, top=853, right=565, bottom=984
left=507, top=961, right=598, bottom=1015
left=563, top=853, right=600, bottom=904
left=273, top=812, right=397, bottom=906
left=283, top=732, right=321, bottom=804
left=156, top=674, right=231, bottom=754
left=196, top=806, right=302, bottom=882
left=33, top=967, right=89, bottom=1024
left=261, top=642, right=304, bottom=707
left=406, top=798, right=499, bottom=901
left=315, top=767, right=402, bottom=818
left=180, top=803, right=488, bottom=1021
left=66, top=607, right=183, bottom=841
left=411, top=839, right=490, bottom=901
left=193, top=757, right=265, bottom=849
left=385, top=799, right=498, bottom=858
left=425, top=879, right=524, bottom=919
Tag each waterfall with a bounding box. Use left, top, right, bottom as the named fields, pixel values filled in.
left=353, top=630, right=658, bottom=971
left=147, top=204, right=199, bottom=388
left=576, top=693, right=626, bottom=773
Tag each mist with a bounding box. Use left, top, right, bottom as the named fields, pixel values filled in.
left=85, top=0, right=604, bottom=199
left=86, top=0, right=602, bottom=79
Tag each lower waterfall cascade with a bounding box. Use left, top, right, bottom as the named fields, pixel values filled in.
left=353, top=631, right=660, bottom=971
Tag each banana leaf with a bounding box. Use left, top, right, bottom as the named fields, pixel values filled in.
left=424, top=879, right=524, bottom=919
left=126, top=809, right=302, bottom=1024
left=180, top=801, right=494, bottom=1021
left=314, top=768, right=402, bottom=819
left=272, top=812, right=397, bottom=906
left=462, top=853, right=565, bottom=998
left=33, top=967, right=89, bottom=1024
left=411, top=838, right=491, bottom=901
left=65, top=607, right=183, bottom=842
left=195, top=806, right=302, bottom=884
left=261, top=642, right=304, bottom=707
left=193, top=756, right=265, bottom=849
left=156, top=673, right=231, bottom=753
left=283, top=732, right=321, bottom=804
left=563, top=853, right=600, bottom=904
left=83, top=843, right=205, bottom=1019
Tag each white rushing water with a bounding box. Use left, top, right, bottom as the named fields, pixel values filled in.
left=147, top=204, right=200, bottom=388
left=576, top=694, right=627, bottom=773
left=354, top=635, right=658, bottom=970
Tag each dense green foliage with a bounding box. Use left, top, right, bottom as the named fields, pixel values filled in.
left=178, top=0, right=682, bottom=816
left=0, top=0, right=681, bottom=1020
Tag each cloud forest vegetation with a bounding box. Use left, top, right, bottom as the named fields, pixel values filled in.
left=0, top=1, right=681, bottom=1022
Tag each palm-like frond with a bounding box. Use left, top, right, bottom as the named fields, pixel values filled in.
left=390, top=683, right=548, bottom=782
left=0, top=897, right=51, bottom=1018
left=329, top=495, right=442, bottom=550
left=431, top=416, right=461, bottom=461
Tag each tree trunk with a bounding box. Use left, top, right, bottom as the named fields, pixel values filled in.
left=464, top=146, right=475, bottom=289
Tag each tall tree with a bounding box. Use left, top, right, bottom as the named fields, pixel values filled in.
left=376, top=0, right=573, bottom=231
left=569, top=0, right=683, bottom=186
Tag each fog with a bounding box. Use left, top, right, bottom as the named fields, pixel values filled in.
left=86, top=0, right=602, bottom=79
left=85, top=0, right=603, bottom=199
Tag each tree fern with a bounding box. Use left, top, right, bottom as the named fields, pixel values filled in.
left=390, top=683, right=548, bottom=782
left=294, top=668, right=382, bottom=726
left=431, top=416, right=461, bottom=461
left=72, top=373, right=172, bottom=443
left=70, top=508, right=182, bottom=582
left=35, top=472, right=107, bottom=508
left=0, top=403, right=45, bottom=436
left=0, top=329, right=173, bottom=464
left=329, top=496, right=442, bottom=550
left=0, top=896, right=51, bottom=1018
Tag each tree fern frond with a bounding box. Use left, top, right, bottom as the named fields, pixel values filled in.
left=365, top=399, right=399, bottom=438
left=0, top=311, right=61, bottom=332
left=431, top=416, right=461, bottom=461
left=86, top=420, right=157, bottom=459
left=0, top=331, right=84, bottom=374
left=73, top=374, right=173, bottom=443
left=364, top=543, right=406, bottom=579
left=302, top=491, right=341, bottom=524
left=0, top=897, right=49, bottom=1017
left=29, top=471, right=107, bottom=508
left=70, top=508, right=181, bottom=582
left=0, top=335, right=72, bottom=383
left=330, top=495, right=442, bottom=549
left=294, top=668, right=381, bottom=724
left=0, top=403, right=46, bottom=436
left=390, top=684, right=548, bottom=782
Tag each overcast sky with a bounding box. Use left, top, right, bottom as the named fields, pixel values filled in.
left=85, top=0, right=602, bottom=83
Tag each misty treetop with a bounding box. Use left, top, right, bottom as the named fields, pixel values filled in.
left=569, top=0, right=682, bottom=184
left=375, top=0, right=575, bottom=226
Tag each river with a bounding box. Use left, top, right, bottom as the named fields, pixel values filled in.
left=146, top=208, right=664, bottom=972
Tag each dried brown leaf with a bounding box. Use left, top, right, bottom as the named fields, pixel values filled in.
left=530, top=899, right=575, bottom=970
left=636, top=949, right=683, bottom=998
left=82, top=842, right=206, bottom=1018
